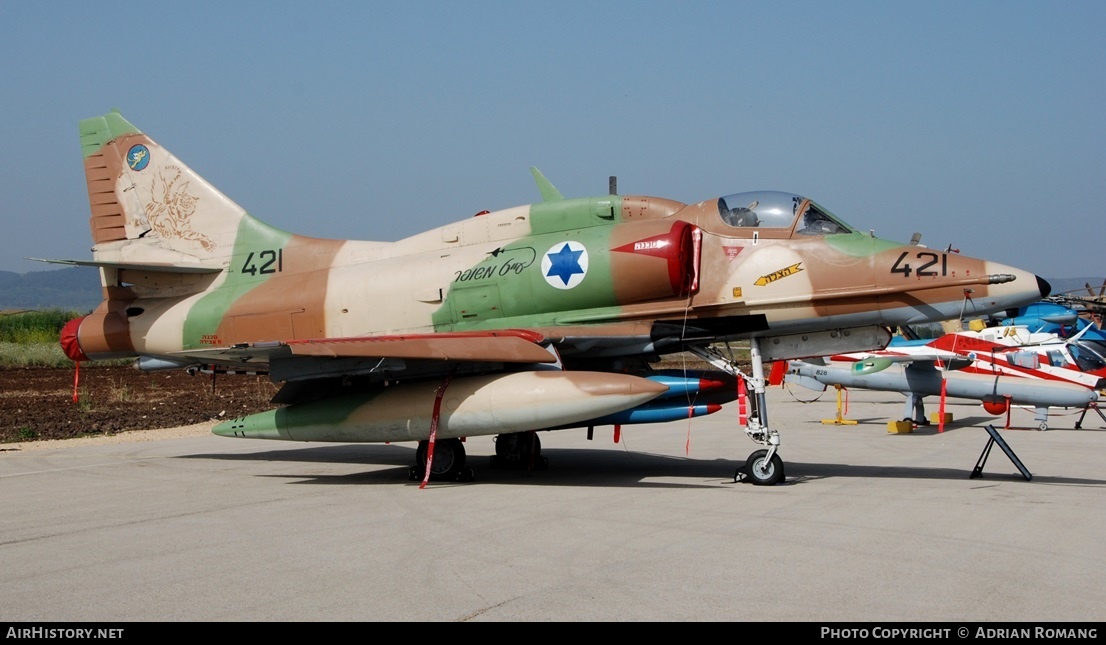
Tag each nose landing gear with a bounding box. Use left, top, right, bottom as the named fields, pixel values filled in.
left=690, top=338, right=786, bottom=486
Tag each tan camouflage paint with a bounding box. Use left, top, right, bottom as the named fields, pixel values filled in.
left=64, top=111, right=1044, bottom=374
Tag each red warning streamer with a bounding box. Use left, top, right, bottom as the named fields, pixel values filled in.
left=685, top=405, right=693, bottom=455
left=938, top=378, right=947, bottom=433
left=420, top=373, right=455, bottom=489
left=738, top=378, right=748, bottom=426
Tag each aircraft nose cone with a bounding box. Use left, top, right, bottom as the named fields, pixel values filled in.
left=1036, top=275, right=1052, bottom=299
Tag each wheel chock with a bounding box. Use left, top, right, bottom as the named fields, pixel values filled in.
left=888, top=420, right=913, bottom=434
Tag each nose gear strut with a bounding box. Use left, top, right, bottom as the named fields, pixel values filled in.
left=688, top=339, right=784, bottom=485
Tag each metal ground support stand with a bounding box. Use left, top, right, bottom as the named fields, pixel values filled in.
left=689, top=339, right=784, bottom=485
left=822, top=384, right=857, bottom=425
left=1074, top=402, right=1106, bottom=430
left=971, top=424, right=1032, bottom=481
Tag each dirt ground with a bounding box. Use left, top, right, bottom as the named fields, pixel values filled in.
left=0, top=365, right=281, bottom=444
left=0, top=353, right=738, bottom=446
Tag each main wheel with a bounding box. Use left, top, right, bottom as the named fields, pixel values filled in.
left=415, top=438, right=467, bottom=481
left=491, top=432, right=544, bottom=469
left=742, top=449, right=785, bottom=486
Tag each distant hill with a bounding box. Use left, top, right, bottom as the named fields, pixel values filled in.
left=0, top=267, right=102, bottom=312
left=1049, top=277, right=1106, bottom=300
left=0, top=267, right=1102, bottom=314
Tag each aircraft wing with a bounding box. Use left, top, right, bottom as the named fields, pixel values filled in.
left=286, top=330, right=556, bottom=363
left=170, top=329, right=557, bottom=366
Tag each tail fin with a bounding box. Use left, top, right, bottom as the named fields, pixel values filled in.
left=79, top=110, right=285, bottom=271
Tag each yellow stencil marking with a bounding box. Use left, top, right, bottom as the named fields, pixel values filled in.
left=754, top=263, right=803, bottom=286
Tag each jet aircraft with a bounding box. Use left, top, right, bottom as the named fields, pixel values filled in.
left=46, top=110, right=1051, bottom=485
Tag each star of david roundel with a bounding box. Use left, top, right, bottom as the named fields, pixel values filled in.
left=541, top=241, right=589, bottom=290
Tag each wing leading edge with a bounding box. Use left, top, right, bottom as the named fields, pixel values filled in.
left=170, top=329, right=557, bottom=366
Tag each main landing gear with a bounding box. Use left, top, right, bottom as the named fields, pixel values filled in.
left=409, top=437, right=475, bottom=482
left=409, top=431, right=549, bottom=482
left=690, top=338, right=785, bottom=486
left=490, top=431, right=549, bottom=472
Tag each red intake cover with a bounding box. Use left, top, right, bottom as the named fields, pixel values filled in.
left=60, top=317, right=88, bottom=362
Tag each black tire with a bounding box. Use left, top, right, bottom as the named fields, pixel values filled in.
left=492, top=432, right=542, bottom=468
left=524, top=433, right=542, bottom=462
left=493, top=433, right=518, bottom=459
left=415, top=438, right=467, bottom=481
left=742, top=449, right=785, bottom=486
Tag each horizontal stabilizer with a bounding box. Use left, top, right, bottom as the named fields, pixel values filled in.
left=28, top=257, right=223, bottom=274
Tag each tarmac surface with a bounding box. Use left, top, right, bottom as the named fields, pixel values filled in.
left=2, top=385, right=1104, bottom=623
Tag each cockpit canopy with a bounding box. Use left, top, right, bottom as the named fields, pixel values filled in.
left=717, top=191, right=855, bottom=236
left=1070, top=338, right=1106, bottom=373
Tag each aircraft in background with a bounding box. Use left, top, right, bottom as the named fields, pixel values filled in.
left=1053, top=279, right=1106, bottom=329
left=996, top=296, right=1106, bottom=348
left=784, top=321, right=1105, bottom=430
left=40, top=110, right=1050, bottom=485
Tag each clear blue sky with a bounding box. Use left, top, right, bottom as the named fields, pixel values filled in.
left=3, top=1, right=1103, bottom=284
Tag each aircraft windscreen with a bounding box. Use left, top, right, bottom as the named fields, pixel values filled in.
left=796, top=201, right=854, bottom=236
left=717, top=191, right=855, bottom=234
left=1070, top=339, right=1106, bottom=372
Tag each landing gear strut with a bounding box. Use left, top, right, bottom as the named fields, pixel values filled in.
left=1074, top=402, right=1106, bottom=430
left=690, top=337, right=784, bottom=485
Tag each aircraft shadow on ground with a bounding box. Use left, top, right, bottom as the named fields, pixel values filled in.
left=182, top=444, right=733, bottom=489
left=180, top=443, right=1106, bottom=488
left=785, top=462, right=1106, bottom=486
left=821, top=413, right=1106, bottom=434
left=920, top=413, right=1106, bottom=433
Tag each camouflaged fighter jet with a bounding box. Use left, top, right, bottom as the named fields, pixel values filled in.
left=47, top=110, right=1051, bottom=485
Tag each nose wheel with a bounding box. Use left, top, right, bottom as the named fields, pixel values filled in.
left=738, top=451, right=783, bottom=486
left=738, top=448, right=785, bottom=485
